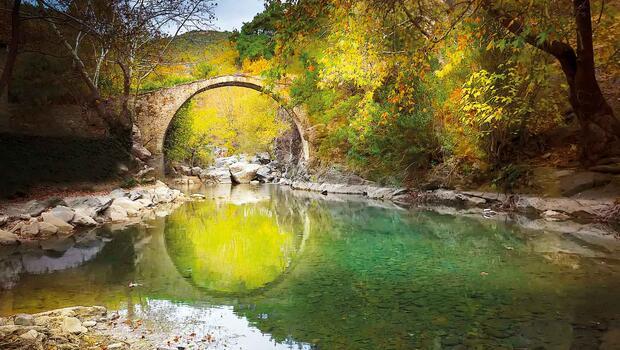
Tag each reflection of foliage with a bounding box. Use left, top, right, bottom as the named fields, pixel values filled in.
left=235, top=203, right=589, bottom=349
left=165, top=200, right=297, bottom=293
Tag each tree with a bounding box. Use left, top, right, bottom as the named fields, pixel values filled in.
left=231, top=0, right=284, bottom=63
left=34, top=0, right=217, bottom=140
left=372, top=0, right=620, bottom=164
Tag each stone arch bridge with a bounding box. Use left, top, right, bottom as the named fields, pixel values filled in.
left=133, top=74, right=310, bottom=171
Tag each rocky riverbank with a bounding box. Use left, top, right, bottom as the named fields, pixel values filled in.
left=170, top=152, right=305, bottom=186
left=278, top=180, right=620, bottom=233
left=0, top=305, right=222, bottom=350
left=0, top=182, right=186, bottom=245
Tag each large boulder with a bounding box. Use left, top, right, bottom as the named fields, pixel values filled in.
left=50, top=206, right=75, bottom=223
left=23, top=197, right=66, bottom=217
left=200, top=168, right=232, bottom=184
left=229, top=162, right=261, bottom=184
left=64, top=196, right=112, bottom=215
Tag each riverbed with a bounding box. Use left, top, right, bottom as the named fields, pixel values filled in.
left=1, top=184, right=619, bottom=349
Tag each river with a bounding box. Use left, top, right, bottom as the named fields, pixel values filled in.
left=1, top=184, right=619, bottom=349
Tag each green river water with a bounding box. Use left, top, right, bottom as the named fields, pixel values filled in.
left=1, top=184, right=619, bottom=349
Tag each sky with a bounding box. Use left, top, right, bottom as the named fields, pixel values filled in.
left=213, top=0, right=266, bottom=32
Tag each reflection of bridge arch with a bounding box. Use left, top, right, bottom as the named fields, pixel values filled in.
left=163, top=185, right=311, bottom=298
left=133, top=75, right=310, bottom=172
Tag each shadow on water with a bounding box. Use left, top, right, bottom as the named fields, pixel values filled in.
left=1, top=184, right=620, bottom=349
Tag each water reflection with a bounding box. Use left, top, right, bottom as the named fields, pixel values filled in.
left=165, top=199, right=301, bottom=294
left=0, top=184, right=619, bottom=349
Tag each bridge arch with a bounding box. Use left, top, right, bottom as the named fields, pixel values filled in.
left=133, top=75, right=310, bottom=172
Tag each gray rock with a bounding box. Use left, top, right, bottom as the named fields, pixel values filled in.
left=109, top=189, right=129, bottom=199
left=71, top=210, right=98, bottom=226
left=0, top=215, right=8, bottom=226
left=38, top=222, right=59, bottom=235
left=50, top=206, right=75, bottom=223
left=256, top=166, right=273, bottom=181
left=104, top=205, right=129, bottom=222
left=65, top=196, right=112, bottom=215
left=14, top=314, right=35, bottom=326
left=559, top=171, right=612, bottom=196
left=112, top=197, right=143, bottom=211
left=61, top=317, right=86, bottom=334
left=41, top=213, right=74, bottom=233
left=230, top=162, right=261, bottom=184
left=20, top=222, right=40, bottom=236
left=23, top=197, right=66, bottom=217
left=200, top=168, right=232, bottom=184
left=82, top=320, right=97, bottom=327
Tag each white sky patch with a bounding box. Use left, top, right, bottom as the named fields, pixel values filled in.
left=213, top=0, right=266, bottom=32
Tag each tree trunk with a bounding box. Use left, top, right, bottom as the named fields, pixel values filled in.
left=0, top=0, right=22, bottom=99
left=568, top=0, right=620, bottom=164
left=485, top=0, right=620, bottom=164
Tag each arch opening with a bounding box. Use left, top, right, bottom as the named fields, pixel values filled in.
left=134, top=75, right=310, bottom=177
left=161, top=84, right=305, bottom=179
